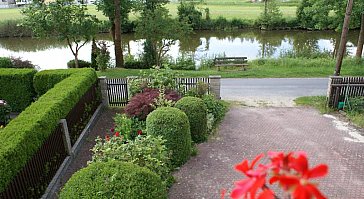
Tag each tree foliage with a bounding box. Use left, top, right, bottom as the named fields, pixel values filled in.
left=297, top=0, right=364, bottom=30
left=257, top=0, right=284, bottom=29
left=135, top=7, right=192, bottom=66
left=22, top=0, right=99, bottom=68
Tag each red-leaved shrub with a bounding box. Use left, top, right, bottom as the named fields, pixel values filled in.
left=125, top=88, right=181, bottom=120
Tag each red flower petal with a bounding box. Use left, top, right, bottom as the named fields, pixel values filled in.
left=307, top=164, right=328, bottom=179
left=235, top=160, right=249, bottom=174
left=220, top=189, right=226, bottom=199
left=277, top=175, right=300, bottom=187
left=251, top=153, right=264, bottom=168
left=231, top=178, right=256, bottom=198
left=115, top=132, right=120, bottom=137
left=305, top=184, right=327, bottom=199
left=257, top=189, right=275, bottom=199
left=292, top=185, right=310, bottom=199
left=289, top=154, right=309, bottom=174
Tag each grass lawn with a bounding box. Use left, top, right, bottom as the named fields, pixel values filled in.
left=98, top=58, right=364, bottom=78
left=0, top=3, right=297, bottom=22
left=295, top=96, right=364, bottom=128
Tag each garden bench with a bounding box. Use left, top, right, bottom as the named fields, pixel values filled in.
left=214, top=57, right=248, bottom=71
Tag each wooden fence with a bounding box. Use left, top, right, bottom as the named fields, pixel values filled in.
left=327, top=76, right=364, bottom=108
left=0, top=82, right=101, bottom=199
left=106, top=77, right=213, bottom=107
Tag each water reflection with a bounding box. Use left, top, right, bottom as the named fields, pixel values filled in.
left=0, top=30, right=359, bottom=70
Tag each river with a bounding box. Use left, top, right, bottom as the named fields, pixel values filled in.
left=0, top=30, right=360, bottom=70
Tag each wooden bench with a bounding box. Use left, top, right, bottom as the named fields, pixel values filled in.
left=214, top=57, right=248, bottom=71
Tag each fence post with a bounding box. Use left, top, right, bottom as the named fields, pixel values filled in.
left=60, top=119, right=72, bottom=156
left=326, top=76, right=334, bottom=107
left=98, top=76, right=109, bottom=106
left=209, top=75, right=221, bottom=99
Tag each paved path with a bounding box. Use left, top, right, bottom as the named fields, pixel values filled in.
left=168, top=106, right=364, bottom=199
left=221, top=78, right=328, bottom=106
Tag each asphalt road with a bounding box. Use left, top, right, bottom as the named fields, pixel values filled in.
left=220, top=78, right=329, bottom=106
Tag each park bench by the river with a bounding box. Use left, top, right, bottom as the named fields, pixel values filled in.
left=214, top=57, right=248, bottom=71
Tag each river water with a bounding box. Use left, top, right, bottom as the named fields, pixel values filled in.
left=0, top=30, right=360, bottom=70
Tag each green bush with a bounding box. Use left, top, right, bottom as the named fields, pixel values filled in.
left=202, top=94, right=228, bottom=126
left=67, top=59, right=92, bottom=68
left=60, top=161, right=167, bottom=199
left=0, top=57, right=13, bottom=68
left=33, top=68, right=84, bottom=96
left=90, top=135, right=171, bottom=182
left=175, top=97, right=208, bottom=143
left=0, top=68, right=37, bottom=112
left=0, top=68, right=97, bottom=193
left=146, top=107, right=191, bottom=168
left=125, top=59, right=149, bottom=69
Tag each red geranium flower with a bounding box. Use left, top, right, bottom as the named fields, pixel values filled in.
left=105, top=135, right=110, bottom=141
left=115, top=132, right=120, bottom=137
left=137, top=130, right=142, bottom=135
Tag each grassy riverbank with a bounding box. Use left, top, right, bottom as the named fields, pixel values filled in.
left=98, top=58, right=364, bottom=78
left=0, top=3, right=297, bottom=22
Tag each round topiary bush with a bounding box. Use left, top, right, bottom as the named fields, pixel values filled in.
left=59, top=161, right=167, bottom=199
left=146, top=107, right=191, bottom=168
left=175, top=96, right=208, bottom=143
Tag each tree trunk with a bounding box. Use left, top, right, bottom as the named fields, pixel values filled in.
left=356, top=13, right=364, bottom=59
left=74, top=52, right=79, bottom=68
left=114, top=0, right=124, bottom=68
left=335, top=0, right=354, bottom=76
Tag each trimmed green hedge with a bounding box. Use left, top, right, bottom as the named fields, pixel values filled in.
left=0, top=57, right=12, bottom=68
left=0, top=68, right=37, bottom=112
left=33, top=69, right=85, bottom=96
left=146, top=107, right=191, bottom=168
left=175, top=97, right=208, bottom=143
left=0, top=68, right=97, bottom=193
left=60, top=161, right=167, bottom=199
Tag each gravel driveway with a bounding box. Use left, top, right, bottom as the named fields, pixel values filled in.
left=168, top=106, right=364, bottom=199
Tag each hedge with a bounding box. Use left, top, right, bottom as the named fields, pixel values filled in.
left=175, top=97, right=208, bottom=143
left=0, top=68, right=37, bottom=112
left=146, top=107, right=191, bottom=168
left=33, top=68, right=86, bottom=96
left=0, top=68, right=97, bottom=193
left=0, top=57, right=13, bottom=68
left=60, top=161, right=167, bottom=199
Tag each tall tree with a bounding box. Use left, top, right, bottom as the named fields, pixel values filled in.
left=335, top=0, right=354, bottom=76
left=114, top=0, right=123, bottom=67
left=135, top=7, right=191, bottom=67
left=22, top=0, right=99, bottom=68
left=96, top=0, right=131, bottom=68
left=356, top=13, right=364, bottom=59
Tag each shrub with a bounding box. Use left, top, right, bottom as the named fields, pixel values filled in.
left=67, top=59, right=92, bottom=68
left=60, top=161, right=167, bottom=199
left=169, top=53, right=196, bottom=70
left=0, top=57, right=13, bottom=68
left=177, top=2, right=202, bottom=29
left=202, top=94, right=228, bottom=126
left=10, top=57, right=36, bottom=69
left=186, top=81, right=209, bottom=98
left=348, top=97, right=364, bottom=114
left=33, top=68, right=84, bottom=96
left=0, top=68, right=98, bottom=193
left=113, top=113, right=134, bottom=140
left=0, top=100, right=11, bottom=126
left=96, top=41, right=111, bottom=71
left=128, top=78, right=149, bottom=97
left=90, top=134, right=171, bottom=182
left=175, top=97, right=207, bottom=143
left=125, top=59, right=149, bottom=69
left=125, top=88, right=181, bottom=120
left=146, top=107, right=191, bottom=168
left=0, top=68, right=37, bottom=112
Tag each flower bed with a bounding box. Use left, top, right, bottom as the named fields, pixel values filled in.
left=61, top=68, right=229, bottom=197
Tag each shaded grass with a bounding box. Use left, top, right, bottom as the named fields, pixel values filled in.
left=0, top=4, right=297, bottom=22
left=294, top=96, right=329, bottom=113
left=98, top=58, right=364, bottom=78
left=295, top=96, right=364, bottom=128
